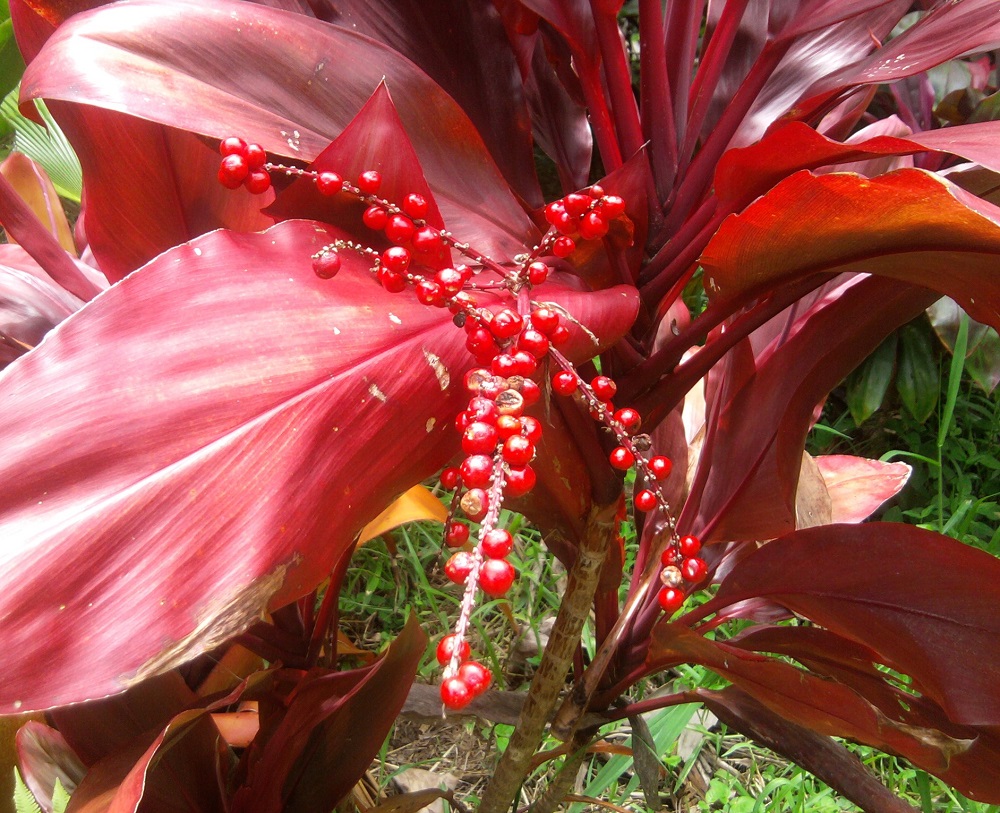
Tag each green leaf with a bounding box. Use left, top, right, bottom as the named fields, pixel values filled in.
left=846, top=332, right=897, bottom=424
left=12, top=769, right=42, bottom=813
left=51, top=778, right=70, bottom=813
left=897, top=322, right=939, bottom=423
left=0, top=87, right=81, bottom=202
left=0, top=0, right=25, bottom=102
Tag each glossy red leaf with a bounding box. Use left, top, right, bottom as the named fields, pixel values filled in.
left=702, top=169, right=1000, bottom=331
left=21, top=0, right=535, bottom=262
left=233, top=615, right=425, bottom=813
left=0, top=219, right=637, bottom=714
left=705, top=522, right=1000, bottom=727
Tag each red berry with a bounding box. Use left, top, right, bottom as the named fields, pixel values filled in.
left=517, top=329, right=549, bottom=359
left=552, top=371, right=578, bottom=395
left=502, top=435, right=534, bottom=466
left=466, top=396, right=500, bottom=424
left=444, top=551, right=475, bottom=584
left=402, top=192, right=429, bottom=219
left=312, top=251, right=341, bottom=279
left=678, top=534, right=702, bottom=557
left=416, top=279, right=446, bottom=307
left=244, top=169, right=271, bottom=194
left=490, top=308, right=524, bottom=340
left=436, top=267, right=464, bottom=296
left=519, top=378, right=541, bottom=406
left=480, top=558, right=516, bottom=596
left=549, top=325, right=571, bottom=346
left=463, top=421, right=499, bottom=455
left=412, top=226, right=443, bottom=253
left=649, top=456, right=673, bottom=480
left=358, top=169, right=382, bottom=193
left=578, top=211, right=609, bottom=240
left=445, top=521, right=471, bottom=548
left=661, top=547, right=682, bottom=567
left=457, top=661, right=492, bottom=696
left=492, top=354, right=520, bottom=377
left=544, top=200, right=567, bottom=226
left=460, top=454, right=494, bottom=488
left=381, top=246, right=411, bottom=274
left=599, top=194, right=626, bottom=218
left=482, top=528, right=514, bottom=559
left=316, top=171, right=343, bottom=195
left=511, top=351, right=537, bottom=377
left=385, top=214, right=415, bottom=244
left=378, top=267, right=407, bottom=293
left=440, top=467, right=461, bottom=490
left=505, top=464, right=536, bottom=497
left=552, top=236, right=575, bottom=257
left=591, top=375, right=617, bottom=400
left=495, top=415, right=521, bottom=439
left=563, top=192, right=591, bottom=217
left=244, top=143, right=267, bottom=169
left=466, top=327, right=500, bottom=358
left=363, top=205, right=389, bottom=231
left=658, top=586, right=685, bottom=614
left=437, top=633, right=471, bottom=664
left=527, top=261, right=549, bottom=285
left=461, top=488, right=488, bottom=521
left=219, top=136, right=248, bottom=157
left=530, top=307, right=560, bottom=335
left=218, top=153, right=249, bottom=188
left=520, top=415, right=542, bottom=443
left=609, top=446, right=634, bottom=470
left=613, top=407, right=641, bottom=432
left=682, top=557, right=707, bottom=583
left=479, top=377, right=507, bottom=400
left=635, top=489, right=658, bottom=512
left=552, top=209, right=578, bottom=235
left=589, top=184, right=605, bottom=198
left=440, top=676, right=473, bottom=709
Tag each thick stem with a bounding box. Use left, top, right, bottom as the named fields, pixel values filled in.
left=527, top=729, right=594, bottom=813
left=477, top=502, right=617, bottom=813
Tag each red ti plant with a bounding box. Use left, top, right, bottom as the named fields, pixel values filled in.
left=4, top=0, right=1000, bottom=810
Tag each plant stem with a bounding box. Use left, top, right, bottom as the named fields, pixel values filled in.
left=477, top=501, right=618, bottom=813
left=527, top=729, right=593, bottom=813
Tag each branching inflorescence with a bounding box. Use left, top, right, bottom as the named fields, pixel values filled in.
left=217, top=137, right=707, bottom=709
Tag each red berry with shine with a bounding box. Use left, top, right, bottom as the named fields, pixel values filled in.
left=649, top=455, right=673, bottom=480
left=402, top=192, right=429, bottom=219
left=382, top=246, right=411, bottom=273
left=480, top=558, right=516, bottom=596
left=511, top=351, right=537, bottom=377
left=440, top=467, right=461, bottom=490
left=444, top=551, right=475, bottom=584
left=482, top=528, right=514, bottom=559
left=634, top=489, right=658, bottom=512
left=530, top=307, right=560, bottom=335
left=505, top=464, right=536, bottom=497
left=609, top=446, right=634, bottom=470
left=658, top=586, right=685, bottom=614
left=463, top=421, right=499, bottom=455
left=678, top=534, right=702, bottom=557
left=357, top=169, right=382, bottom=193
left=458, top=661, right=492, bottom=696
left=436, top=633, right=471, bottom=665
left=378, top=267, right=407, bottom=293
left=244, top=143, right=267, bottom=169
left=466, top=396, right=500, bottom=424
left=244, top=169, right=271, bottom=194
left=544, top=200, right=567, bottom=225
left=412, top=226, right=443, bottom=253
left=517, top=329, right=549, bottom=359
left=520, top=416, right=542, bottom=444
left=440, top=677, right=472, bottom=710
left=552, top=371, right=578, bottom=395
left=415, top=279, right=445, bottom=306
left=613, top=407, right=641, bottom=432
left=385, top=214, right=415, bottom=244
left=527, top=261, right=549, bottom=285
left=682, top=557, right=708, bottom=583
left=363, top=205, right=389, bottom=231
left=490, top=308, right=524, bottom=340
left=519, top=378, right=541, bottom=406
left=578, top=211, right=609, bottom=240
left=219, top=136, right=248, bottom=157
left=591, top=376, right=617, bottom=400
left=552, top=236, right=575, bottom=257
left=495, top=415, right=521, bottom=439
left=492, top=354, right=519, bottom=377
left=460, top=454, right=494, bottom=489
left=549, top=325, right=571, bottom=346
left=502, top=435, right=534, bottom=466
left=599, top=194, right=626, bottom=218
left=436, top=267, right=464, bottom=296
left=563, top=192, right=591, bottom=217
left=218, top=154, right=249, bottom=188
left=312, top=252, right=341, bottom=279
left=316, top=171, right=343, bottom=195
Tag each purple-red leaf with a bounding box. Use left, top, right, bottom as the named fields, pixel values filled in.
left=21, top=0, right=535, bottom=262
left=704, top=522, right=1000, bottom=727
left=814, top=455, right=911, bottom=523
left=0, top=219, right=637, bottom=714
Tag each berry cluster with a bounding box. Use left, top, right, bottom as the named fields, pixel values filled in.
left=216, top=139, right=707, bottom=709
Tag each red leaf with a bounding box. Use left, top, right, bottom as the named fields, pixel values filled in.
left=702, top=169, right=1000, bottom=331
left=233, top=615, right=425, bottom=813
left=814, top=455, right=911, bottom=523
left=0, top=220, right=637, bottom=714
left=704, top=523, right=1000, bottom=726
left=15, top=722, right=86, bottom=807
left=21, top=0, right=535, bottom=262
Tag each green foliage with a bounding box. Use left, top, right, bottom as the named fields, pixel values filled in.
left=12, top=770, right=41, bottom=813
left=0, top=86, right=82, bottom=202
left=0, top=0, right=26, bottom=103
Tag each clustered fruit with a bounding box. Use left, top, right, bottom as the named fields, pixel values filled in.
left=217, top=139, right=710, bottom=710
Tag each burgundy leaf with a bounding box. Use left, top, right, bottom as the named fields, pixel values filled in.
left=16, top=722, right=87, bottom=810
left=704, top=522, right=1000, bottom=726
left=0, top=219, right=637, bottom=714
left=21, top=0, right=535, bottom=261
left=233, top=615, right=425, bottom=813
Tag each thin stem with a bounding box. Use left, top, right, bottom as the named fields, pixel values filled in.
left=477, top=502, right=617, bottom=813
left=591, top=4, right=645, bottom=161
left=579, top=62, right=624, bottom=172
left=639, top=0, right=677, bottom=199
